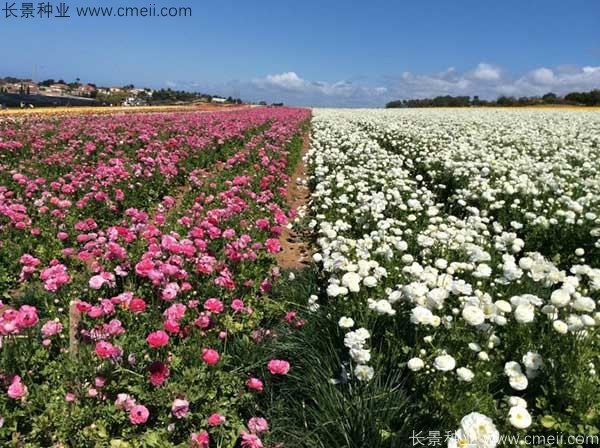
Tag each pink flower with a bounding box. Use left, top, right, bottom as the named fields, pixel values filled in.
left=41, top=319, right=62, bottom=337
left=65, top=392, right=76, bottom=402
left=88, top=274, right=106, bottom=290
left=164, top=303, right=187, bottom=321
left=201, top=348, right=220, bottom=366
left=171, top=398, right=189, bottom=419
left=115, top=393, right=136, bottom=411
left=130, top=298, right=147, bottom=313
left=164, top=319, right=180, bottom=334
left=146, top=330, right=169, bottom=348
left=231, top=299, right=245, bottom=312
left=248, top=417, right=269, bottom=434
left=264, top=238, right=281, bottom=254
left=129, top=405, right=149, bottom=425
left=95, top=341, right=119, bottom=359
left=208, top=413, right=226, bottom=426
left=240, top=431, right=263, bottom=448
left=246, top=377, right=264, bottom=392
left=16, top=305, right=39, bottom=328
left=7, top=376, right=27, bottom=400
left=190, top=431, right=210, bottom=448
left=204, top=298, right=224, bottom=314
left=267, top=359, right=290, bottom=375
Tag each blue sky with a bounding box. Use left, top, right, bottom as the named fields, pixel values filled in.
left=2, top=0, right=599, bottom=106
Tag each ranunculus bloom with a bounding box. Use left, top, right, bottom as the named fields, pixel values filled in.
left=231, top=299, right=245, bottom=312
left=248, top=417, right=269, bottom=434
left=191, top=431, right=210, bottom=448
left=129, top=405, right=149, bottom=425
left=240, top=430, right=263, bottom=448
left=115, top=393, right=136, bottom=411
left=146, top=330, right=169, bottom=348
left=267, top=359, right=290, bottom=375
left=95, top=340, right=118, bottom=359
left=204, top=298, right=224, bottom=314
left=171, top=398, right=189, bottom=419
left=130, top=298, right=147, bottom=313
left=208, top=412, right=226, bottom=426
left=148, top=361, right=170, bottom=386
left=16, top=305, right=39, bottom=328
left=88, top=274, right=106, bottom=289
left=41, top=319, right=63, bottom=337
left=201, top=348, right=220, bottom=366
left=164, top=319, right=180, bottom=334
left=7, top=376, right=27, bottom=399
left=264, top=238, right=281, bottom=254
left=246, top=377, right=264, bottom=392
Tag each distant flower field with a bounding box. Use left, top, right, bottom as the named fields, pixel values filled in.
left=1, top=106, right=600, bottom=447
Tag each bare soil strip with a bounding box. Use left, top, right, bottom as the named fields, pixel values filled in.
left=275, top=129, right=312, bottom=269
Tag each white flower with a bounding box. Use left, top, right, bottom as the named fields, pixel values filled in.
left=508, top=406, right=532, bottom=429
left=508, top=396, right=527, bottom=408
left=550, top=289, right=571, bottom=307
left=410, top=306, right=435, bottom=326
left=367, top=298, right=396, bottom=316
left=341, top=272, right=361, bottom=293
left=338, top=316, right=355, bottom=329
left=522, top=352, right=543, bottom=372
left=504, top=361, right=523, bottom=377
left=407, top=357, right=425, bottom=371
left=509, top=373, right=529, bottom=391
left=495, top=300, right=512, bottom=313
left=553, top=320, right=568, bottom=334
left=350, top=348, right=371, bottom=364
left=514, top=303, right=535, bottom=323
left=456, top=367, right=475, bottom=382
left=354, top=365, right=374, bottom=381
left=363, top=276, right=378, bottom=288
left=450, top=412, right=500, bottom=448
left=434, top=354, right=456, bottom=372
left=462, top=306, right=486, bottom=326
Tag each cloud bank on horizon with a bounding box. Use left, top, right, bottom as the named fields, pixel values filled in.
left=168, top=63, right=600, bottom=107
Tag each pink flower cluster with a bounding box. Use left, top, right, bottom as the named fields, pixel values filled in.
left=0, top=106, right=310, bottom=444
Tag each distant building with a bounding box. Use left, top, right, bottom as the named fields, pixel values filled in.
left=211, top=97, right=227, bottom=103
left=73, top=84, right=96, bottom=97
left=47, top=83, right=69, bottom=95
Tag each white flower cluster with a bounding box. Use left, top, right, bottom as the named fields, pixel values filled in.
left=307, top=108, right=600, bottom=440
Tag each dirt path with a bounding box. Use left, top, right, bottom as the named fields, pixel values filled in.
left=275, top=129, right=312, bottom=269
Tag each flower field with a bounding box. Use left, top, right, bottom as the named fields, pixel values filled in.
left=0, top=107, right=310, bottom=447
left=2, top=106, right=600, bottom=447
left=304, top=108, right=600, bottom=447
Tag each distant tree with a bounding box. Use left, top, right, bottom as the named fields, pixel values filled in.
left=39, top=79, right=55, bottom=87
left=542, top=92, right=558, bottom=103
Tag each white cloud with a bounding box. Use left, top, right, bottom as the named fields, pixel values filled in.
left=530, top=67, right=555, bottom=85
left=471, top=63, right=502, bottom=81
left=168, top=63, right=600, bottom=107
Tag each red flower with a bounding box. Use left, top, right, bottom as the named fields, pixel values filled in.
left=146, top=330, right=169, bottom=348
left=201, top=348, right=220, bottom=366
left=148, top=361, right=170, bottom=386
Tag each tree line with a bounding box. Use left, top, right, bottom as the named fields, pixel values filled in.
left=386, top=89, right=600, bottom=108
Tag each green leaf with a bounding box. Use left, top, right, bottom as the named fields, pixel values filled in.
left=541, top=415, right=556, bottom=429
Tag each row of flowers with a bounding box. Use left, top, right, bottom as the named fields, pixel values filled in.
left=306, top=108, right=600, bottom=447
left=0, top=107, right=309, bottom=446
